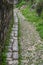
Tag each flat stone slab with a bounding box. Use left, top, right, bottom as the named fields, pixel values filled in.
left=8, top=60, right=13, bottom=65
left=14, top=31, right=18, bottom=34
left=8, top=60, right=18, bottom=65
left=8, top=47, right=12, bottom=52
left=14, top=25, right=18, bottom=28
left=14, top=31, right=18, bottom=37
left=10, top=39, right=14, bottom=43
left=13, top=37, right=18, bottom=51
left=6, top=58, right=12, bottom=61
left=11, top=33, right=14, bottom=37
left=6, top=52, right=12, bottom=58
left=14, top=17, right=18, bottom=23
left=13, top=60, right=18, bottom=65
left=13, top=37, right=18, bottom=40
left=13, top=39, right=18, bottom=51
left=13, top=24, right=18, bottom=28
left=12, top=27, right=18, bottom=31
left=14, top=33, right=18, bottom=37
left=13, top=52, right=18, bottom=59
left=13, top=39, right=18, bottom=45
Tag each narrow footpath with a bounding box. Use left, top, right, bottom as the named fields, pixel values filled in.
left=16, top=8, right=43, bottom=65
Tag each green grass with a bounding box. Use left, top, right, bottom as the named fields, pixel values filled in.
left=2, top=13, right=14, bottom=65
left=21, top=6, right=43, bottom=40
left=16, top=1, right=26, bottom=8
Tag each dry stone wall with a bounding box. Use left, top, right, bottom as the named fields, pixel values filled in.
left=0, top=0, right=13, bottom=62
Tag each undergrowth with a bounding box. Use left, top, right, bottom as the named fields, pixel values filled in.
left=21, top=6, right=43, bottom=40
left=19, top=4, right=43, bottom=65
left=16, top=1, right=26, bottom=8
left=2, top=13, right=14, bottom=65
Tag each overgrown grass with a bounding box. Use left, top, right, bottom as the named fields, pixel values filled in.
left=21, top=6, right=43, bottom=40
left=2, top=13, right=14, bottom=65
left=16, top=1, right=26, bottom=8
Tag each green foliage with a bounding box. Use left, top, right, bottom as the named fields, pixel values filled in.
left=41, top=10, right=43, bottom=18
left=16, top=1, right=26, bottom=8
left=36, top=0, right=43, bottom=16
left=21, top=6, right=43, bottom=39
left=18, top=0, right=22, bottom=3
left=30, top=0, right=34, bottom=5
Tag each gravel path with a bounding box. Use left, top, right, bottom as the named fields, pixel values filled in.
left=16, top=9, right=43, bottom=65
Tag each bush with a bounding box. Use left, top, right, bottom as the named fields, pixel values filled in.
left=36, top=0, right=43, bottom=16
left=41, top=10, right=43, bottom=18
left=18, top=0, right=22, bottom=3
left=16, top=1, right=26, bottom=8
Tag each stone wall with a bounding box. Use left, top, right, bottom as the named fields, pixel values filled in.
left=0, top=0, right=13, bottom=60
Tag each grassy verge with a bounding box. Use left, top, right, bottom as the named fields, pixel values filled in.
left=18, top=18, right=22, bottom=65
left=21, top=6, right=43, bottom=40
left=2, top=13, right=14, bottom=65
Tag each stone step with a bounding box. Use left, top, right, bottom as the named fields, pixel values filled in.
left=6, top=52, right=12, bottom=58
left=8, top=60, right=18, bottom=65
left=12, top=40, right=18, bottom=51
left=12, top=27, right=18, bottom=31
left=6, top=57, right=12, bottom=61
left=13, top=52, right=18, bottom=60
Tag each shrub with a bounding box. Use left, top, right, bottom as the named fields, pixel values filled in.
left=36, top=0, right=43, bottom=16
left=16, top=1, right=26, bottom=8
left=41, top=10, right=43, bottom=18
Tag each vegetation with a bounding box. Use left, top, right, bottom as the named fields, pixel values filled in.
left=21, top=6, right=43, bottom=39
left=36, top=0, right=43, bottom=16
left=16, top=0, right=43, bottom=40
left=0, top=0, right=43, bottom=64
left=17, top=0, right=43, bottom=65
left=16, top=0, right=26, bottom=8
left=2, top=15, right=14, bottom=65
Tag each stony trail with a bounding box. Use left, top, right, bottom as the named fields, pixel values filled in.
left=16, top=8, right=43, bottom=65
left=6, top=8, right=43, bottom=65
